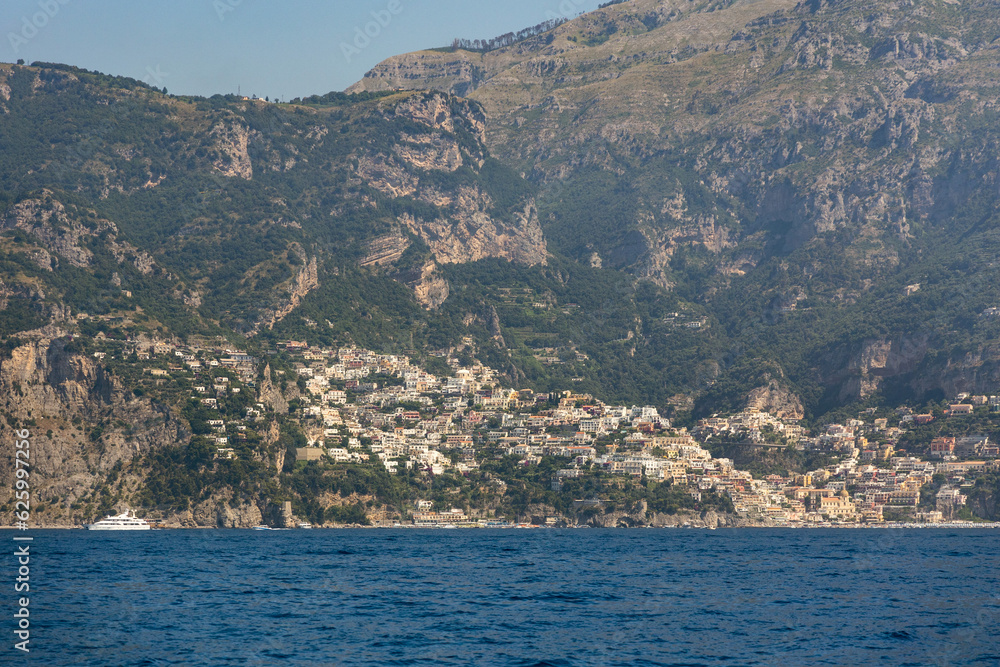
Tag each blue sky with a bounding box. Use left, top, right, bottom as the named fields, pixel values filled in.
left=2, top=0, right=605, bottom=100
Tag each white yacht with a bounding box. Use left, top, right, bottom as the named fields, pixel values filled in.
left=85, top=510, right=151, bottom=531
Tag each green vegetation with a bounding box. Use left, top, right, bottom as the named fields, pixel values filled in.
left=703, top=439, right=836, bottom=479
left=9, top=2, right=1000, bottom=530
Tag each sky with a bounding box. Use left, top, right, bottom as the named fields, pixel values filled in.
left=2, top=0, right=606, bottom=100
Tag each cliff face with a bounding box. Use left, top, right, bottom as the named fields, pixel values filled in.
left=351, top=0, right=999, bottom=276
left=1, top=193, right=158, bottom=275
left=258, top=363, right=289, bottom=414
left=252, top=255, right=320, bottom=334
left=210, top=118, right=254, bottom=180
left=586, top=508, right=760, bottom=529
left=0, top=338, right=299, bottom=528
left=0, top=338, right=188, bottom=526
left=746, top=379, right=804, bottom=421
left=838, top=335, right=931, bottom=401
left=397, top=200, right=545, bottom=267
left=350, top=52, right=486, bottom=98
left=353, top=93, right=547, bottom=274
left=183, top=493, right=264, bottom=528
left=407, top=261, right=450, bottom=309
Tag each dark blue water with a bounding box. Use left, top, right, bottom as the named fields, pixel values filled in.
left=8, top=528, right=1000, bottom=665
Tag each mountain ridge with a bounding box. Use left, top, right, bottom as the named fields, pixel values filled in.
left=349, top=0, right=1000, bottom=413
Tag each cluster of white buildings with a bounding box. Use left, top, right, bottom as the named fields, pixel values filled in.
left=279, top=342, right=1000, bottom=524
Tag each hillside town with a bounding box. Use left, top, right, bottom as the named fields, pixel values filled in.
left=99, top=334, right=1000, bottom=528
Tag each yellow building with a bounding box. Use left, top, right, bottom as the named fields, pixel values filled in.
left=819, top=490, right=857, bottom=521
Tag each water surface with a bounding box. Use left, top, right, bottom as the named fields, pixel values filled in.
left=16, top=528, right=1000, bottom=665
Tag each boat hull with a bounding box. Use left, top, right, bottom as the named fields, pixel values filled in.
left=85, top=524, right=151, bottom=531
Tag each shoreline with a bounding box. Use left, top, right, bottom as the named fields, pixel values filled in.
left=5, top=522, right=1000, bottom=530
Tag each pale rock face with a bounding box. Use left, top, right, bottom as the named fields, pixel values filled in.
left=355, top=153, right=418, bottom=198
left=399, top=198, right=546, bottom=267
left=181, top=290, right=202, bottom=308
left=349, top=92, right=545, bottom=303
left=349, top=53, right=484, bottom=98
left=360, top=234, right=411, bottom=267
left=0, top=339, right=188, bottom=526
left=0, top=279, right=46, bottom=315
left=1, top=197, right=99, bottom=268
left=1, top=194, right=162, bottom=279
left=634, top=216, right=735, bottom=290
left=259, top=363, right=289, bottom=414
left=252, top=256, right=320, bottom=333
left=839, top=335, right=930, bottom=401
left=190, top=494, right=264, bottom=528
left=584, top=508, right=762, bottom=528
left=411, top=262, right=450, bottom=309
left=395, top=132, right=463, bottom=172
left=390, top=92, right=487, bottom=144
left=211, top=119, right=253, bottom=179
left=746, top=380, right=805, bottom=421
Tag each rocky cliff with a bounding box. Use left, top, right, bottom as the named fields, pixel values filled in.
left=586, top=508, right=762, bottom=529
left=0, top=337, right=189, bottom=526
left=357, top=93, right=547, bottom=271
left=352, top=0, right=999, bottom=273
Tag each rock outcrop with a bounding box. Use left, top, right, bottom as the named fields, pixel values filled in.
left=409, top=261, right=450, bottom=309
left=2, top=196, right=103, bottom=268
left=358, top=93, right=546, bottom=269
left=252, top=256, right=320, bottom=334
left=746, top=379, right=804, bottom=421
left=190, top=493, right=264, bottom=528
left=0, top=338, right=188, bottom=526
left=398, top=198, right=546, bottom=267
left=210, top=119, right=253, bottom=179
left=349, top=0, right=1000, bottom=289
left=584, top=508, right=763, bottom=528
left=259, top=363, right=289, bottom=414
left=839, top=335, right=930, bottom=401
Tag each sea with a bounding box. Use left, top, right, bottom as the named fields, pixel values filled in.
left=12, top=528, right=1000, bottom=666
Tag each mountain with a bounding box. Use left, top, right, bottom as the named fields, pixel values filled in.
left=0, top=59, right=727, bottom=413
left=0, top=66, right=547, bottom=333
left=350, top=0, right=1000, bottom=414
left=0, top=60, right=677, bottom=525
left=3, top=0, right=1000, bottom=525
